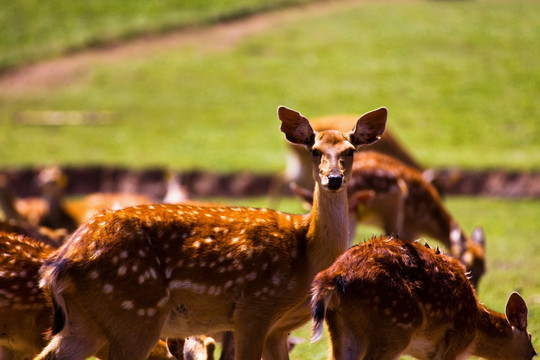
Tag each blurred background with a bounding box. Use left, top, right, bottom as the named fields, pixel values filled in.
left=1, top=0, right=539, bottom=358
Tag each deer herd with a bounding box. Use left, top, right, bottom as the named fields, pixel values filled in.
left=0, top=106, right=535, bottom=360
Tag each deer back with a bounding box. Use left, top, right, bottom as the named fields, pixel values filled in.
left=0, top=231, right=55, bottom=357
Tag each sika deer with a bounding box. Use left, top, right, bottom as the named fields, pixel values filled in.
left=0, top=231, right=183, bottom=360
left=35, top=105, right=387, bottom=360
left=269, top=114, right=421, bottom=206
left=311, top=236, right=536, bottom=360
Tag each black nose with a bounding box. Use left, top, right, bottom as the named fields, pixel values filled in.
left=327, top=175, right=343, bottom=190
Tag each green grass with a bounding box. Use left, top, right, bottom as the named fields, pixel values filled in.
left=1, top=1, right=540, bottom=172
left=0, top=0, right=317, bottom=71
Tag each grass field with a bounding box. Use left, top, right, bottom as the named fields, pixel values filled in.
left=1, top=0, right=540, bottom=171
left=0, top=0, right=315, bottom=71
left=2, top=1, right=540, bottom=359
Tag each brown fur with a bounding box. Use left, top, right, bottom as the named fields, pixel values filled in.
left=311, top=236, right=536, bottom=360
left=0, top=232, right=54, bottom=359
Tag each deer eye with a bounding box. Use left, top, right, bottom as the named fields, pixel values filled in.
left=311, top=149, right=321, bottom=158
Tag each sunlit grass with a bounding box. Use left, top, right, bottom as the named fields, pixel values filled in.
left=0, top=0, right=317, bottom=71
left=1, top=1, right=540, bottom=171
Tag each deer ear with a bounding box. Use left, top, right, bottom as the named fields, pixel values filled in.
left=278, top=106, right=315, bottom=148
left=506, top=292, right=528, bottom=331
left=348, top=107, right=387, bottom=148
left=449, top=222, right=464, bottom=257
left=472, top=227, right=486, bottom=249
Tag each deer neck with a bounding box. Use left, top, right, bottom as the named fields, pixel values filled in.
left=305, top=183, right=349, bottom=273
left=472, top=305, right=513, bottom=359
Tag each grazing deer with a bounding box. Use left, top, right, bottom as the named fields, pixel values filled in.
left=348, top=151, right=486, bottom=286
left=291, top=151, right=486, bottom=287
left=35, top=106, right=387, bottom=360
left=311, top=236, right=537, bottom=360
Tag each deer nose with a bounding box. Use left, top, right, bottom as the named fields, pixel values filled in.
left=327, top=175, right=343, bottom=191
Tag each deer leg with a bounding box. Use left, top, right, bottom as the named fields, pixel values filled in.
left=381, top=192, right=405, bottom=237
left=233, top=330, right=265, bottom=360
left=325, top=309, right=366, bottom=360
left=219, top=331, right=235, bottom=360
left=262, top=331, right=289, bottom=360
left=105, top=313, right=167, bottom=360
left=361, top=331, right=411, bottom=360
left=233, top=311, right=271, bottom=360
left=34, top=301, right=106, bottom=360
left=34, top=329, right=105, bottom=360
left=107, top=332, right=163, bottom=360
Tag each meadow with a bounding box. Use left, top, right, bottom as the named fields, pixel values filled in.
left=1, top=0, right=540, bottom=358
left=0, top=0, right=315, bottom=71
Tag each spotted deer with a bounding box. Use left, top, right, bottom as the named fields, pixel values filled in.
left=0, top=230, right=214, bottom=360
left=268, top=114, right=421, bottom=206
left=35, top=105, right=387, bottom=360
left=291, top=150, right=486, bottom=287
left=311, top=236, right=537, bottom=360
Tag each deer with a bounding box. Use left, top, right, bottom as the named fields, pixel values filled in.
left=0, top=230, right=215, bottom=360
left=34, top=105, right=387, bottom=360
left=291, top=150, right=486, bottom=287
left=268, top=114, right=422, bottom=207
left=311, top=235, right=537, bottom=360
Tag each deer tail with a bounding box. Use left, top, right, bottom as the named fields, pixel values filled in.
left=310, top=281, right=336, bottom=343
left=40, top=256, right=70, bottom=335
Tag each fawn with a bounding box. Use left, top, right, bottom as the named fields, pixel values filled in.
left=311, top=236, right=536, bottom=360
left=291, top=150, right=486, bottom=287
left=35, top=105, right=387, bottom=360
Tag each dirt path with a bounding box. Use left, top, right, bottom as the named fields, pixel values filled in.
left=0, top=0, right=371, bottom=96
